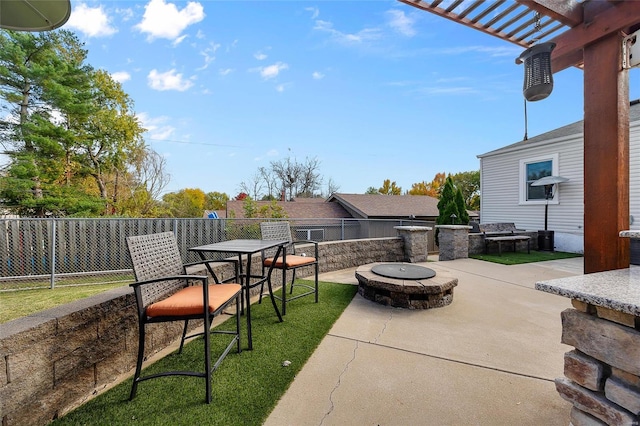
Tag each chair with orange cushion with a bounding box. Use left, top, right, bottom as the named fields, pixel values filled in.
left=259, top=221, right=319, bottom=316
left=126, top=231, right=241, bottom=404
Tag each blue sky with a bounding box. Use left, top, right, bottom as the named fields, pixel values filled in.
left=62, top=0, right=640, bottom=198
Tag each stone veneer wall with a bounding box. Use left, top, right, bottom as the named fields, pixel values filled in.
left=0, top=237, right=403, bottom=426
left=556, top=302, right=640, bottom=425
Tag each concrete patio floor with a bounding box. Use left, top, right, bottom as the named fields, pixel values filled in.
left=265, top=256, right=583, bottom=425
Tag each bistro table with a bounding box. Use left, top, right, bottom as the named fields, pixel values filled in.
left=188, top=239, right=288, bottom=350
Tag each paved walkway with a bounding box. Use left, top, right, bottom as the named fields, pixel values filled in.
left=265, top=256, right=583, bottom=425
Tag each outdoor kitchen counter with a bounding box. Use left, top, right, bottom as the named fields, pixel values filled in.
left=536, top=266, right=640, bottom=316
left=536, top=266, right=640, bottom=424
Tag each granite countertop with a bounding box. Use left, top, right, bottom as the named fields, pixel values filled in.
left=620, top=230, right=640, bottom=238
left=536, top=267, right=640, bottom=316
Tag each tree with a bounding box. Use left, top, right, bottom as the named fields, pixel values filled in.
left=407, top=181, right=430, bottom=196
left=450, top=170, right=480, bottom=211
left=365, top=186, right=379, bottom=195
left=118, top=148, right=169, bottom=217
left=238, top=171, right=264, bottom=200
left=161, top=188, right=206, bottom=217
left=324, top=178, right=340, bottom=197
left=454, top=187, right=470, bottom=224
left=205, top=191, right=228, bottom=211
left=271, top=156, right=322, bottom=200
left=378, top=179, right=402, bottom=195
left=0, top=30, right=155, bottom=217
left=435, top=176, right=461, bottom=245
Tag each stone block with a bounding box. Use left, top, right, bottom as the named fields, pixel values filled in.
left=572, top=299, right=597, bottom=314
left=596, top=306, right=637, bottom=328
left=555, top=377, right=636, bottom=425
left=565, top=350, right=608, bottom=391
left=570, top=406, right=608, bottom=426
left=612, top=367, right=640, bottom=388
left=561, top=309, right=640, bottom=377
left=605, top=377, right=640, bottom=415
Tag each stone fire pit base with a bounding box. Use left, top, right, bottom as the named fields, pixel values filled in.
left=355, top=263, right=458, bottom=309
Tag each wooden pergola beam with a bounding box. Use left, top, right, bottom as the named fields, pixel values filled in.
left=549, top=1, right=640, bottom=72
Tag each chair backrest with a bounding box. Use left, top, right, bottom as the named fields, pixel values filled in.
left=127, top=231, right=186, bottom=308
left=260, top=221, right=293, bottom=257
left=260, top=221, right=293, bottom=243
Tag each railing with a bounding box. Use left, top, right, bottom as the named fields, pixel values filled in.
left=0, top=218, right=435, bottom=290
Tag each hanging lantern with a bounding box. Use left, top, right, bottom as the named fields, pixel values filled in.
left=517, top=42, right=556, bottom=102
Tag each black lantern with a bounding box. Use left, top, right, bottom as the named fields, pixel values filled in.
left=517, top=42, right=556, bottom=102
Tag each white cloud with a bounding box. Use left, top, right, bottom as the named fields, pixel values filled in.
left=305, top=7, right=319, bottom=20
left=312, top=71, right=325, bottom=80
left=276, top=84, right=285, bottom=92
left=259, top=62, right=289, bottom=80
left=386, top=10, right=416, bottom=37
left=254, top=52, right=268, bottom=61
left=66, top=3, right=117, bottom=37
left=313, top=20, right=381, bottom=45
left=219, top=68, right=233, bottom=76
left=147, top=69, right=194, bottom=91
left=197, top=42, right=221, bottom=70
left=135, top=0, right=204, bottom=42
left=137, top=112, right=176, bottom=140
left=111, top=71, right=131, bottom=83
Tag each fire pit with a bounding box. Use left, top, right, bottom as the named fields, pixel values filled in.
left=355, top=263, right=457, bottom=309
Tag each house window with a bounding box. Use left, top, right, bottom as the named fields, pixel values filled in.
left=519, top=153, right=559, bottom=204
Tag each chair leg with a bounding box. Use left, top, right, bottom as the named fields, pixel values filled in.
left=236, top=294, right=242, bottom=353
left=314, top=262, right=319, bottom=303
left=130, top=322, right=146, bottom=401
left=281, top=267, right=287, bottom=316
left=178, top=320, right=189, bottom=354
left=289, top=268, right=297, bottom=294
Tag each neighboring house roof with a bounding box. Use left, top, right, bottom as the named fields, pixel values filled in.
left=205, top=194, right=478, bottom=221
left=211, top=198, right=351, bottom=220
left=478, top=100, right=640, bottom=159
left=327, top=193, right=441, bottom=219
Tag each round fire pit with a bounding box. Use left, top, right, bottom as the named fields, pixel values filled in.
left=371, top=263, right=436, bottom=280
left=356, top=263, right=457, bottom=309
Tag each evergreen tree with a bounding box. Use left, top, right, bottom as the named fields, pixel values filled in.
left=454, top=187, right=470, bottom=224
left=435, top=176, right=460, bottom=245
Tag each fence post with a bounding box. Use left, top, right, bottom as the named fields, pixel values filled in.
left=50, top=219, right=56, bottom=289
left=341, top=219, right=345, bottom=240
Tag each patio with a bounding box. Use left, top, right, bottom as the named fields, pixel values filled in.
left=266, top=255, right=583, bottom=425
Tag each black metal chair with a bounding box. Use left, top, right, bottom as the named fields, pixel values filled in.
left=259, top=221, right=319, bottom=315
left=126, top=231, right=241, bottom=404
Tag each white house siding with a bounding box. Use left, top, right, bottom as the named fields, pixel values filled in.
left=480, top=102, right=640, bottom=254
left=480, top=133, right=585, bottom=253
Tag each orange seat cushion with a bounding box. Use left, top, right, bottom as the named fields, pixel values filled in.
left=146, top=283, right=241, bottom=317
left=264, top=255, right=316, bottom=269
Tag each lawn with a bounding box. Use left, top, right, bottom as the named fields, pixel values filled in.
left=51, top=281, right=357, bottom=426
left=0, top=282, right=128, bottom=323
left=469, top=250, right=582, bottom=265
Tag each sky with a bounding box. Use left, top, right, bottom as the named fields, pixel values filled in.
left=60, top=0, right=640, bottom=198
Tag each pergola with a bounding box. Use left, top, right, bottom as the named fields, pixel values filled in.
left=400, top=0, right=640, bottom=274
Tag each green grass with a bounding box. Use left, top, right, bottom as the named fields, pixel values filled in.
left=52, top=281, right=357, bottom=426
left=1, top=282, right=128, bottom=323
left=469, top=250, right=582, bottom=265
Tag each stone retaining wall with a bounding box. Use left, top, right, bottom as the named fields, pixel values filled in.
left=556, top=304, right=640, bottom=424
left=0, top=237, right=403, bottom=426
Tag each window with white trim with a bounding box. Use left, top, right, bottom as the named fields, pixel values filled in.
left=519, top=153, right=559, bottom=204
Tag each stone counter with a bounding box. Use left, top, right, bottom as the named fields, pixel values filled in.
left=536, top=267, right=640, bottom=425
